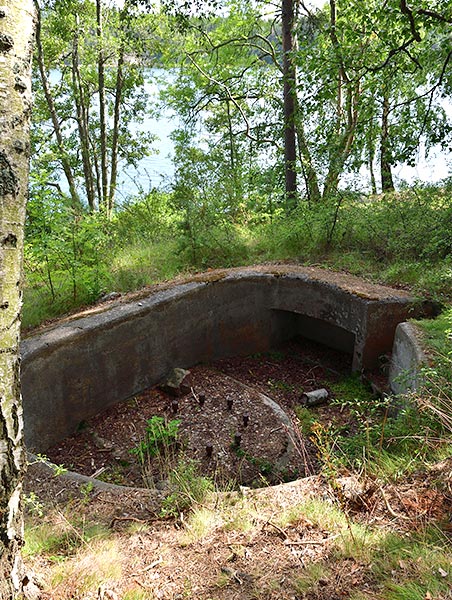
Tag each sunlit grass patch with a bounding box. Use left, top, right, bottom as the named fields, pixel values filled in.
left=288, top=496, right=452, bottom=599
left=179, top=506, right=224, bottom=546
left=24, top=512, right=110, bottom=560
left=50, top=537, right=123, bottom=597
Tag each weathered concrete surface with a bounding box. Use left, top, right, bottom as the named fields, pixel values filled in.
left=20, top=266, right=420, bottom=452
left=389, top=322, right=427, bottom=395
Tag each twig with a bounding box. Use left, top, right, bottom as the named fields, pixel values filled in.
left=142, top=556, right=163, bottom=571
left=91, top=466, right=107, bottom=478
left=110, top=516, right=147, bottom=528
left=378, top=486, right=410, bottom=521
left=284, top=534, right=339, bottom=545
left=270, top=426, right=283, bottom=434
left=266, top=520, right=288, bottom=539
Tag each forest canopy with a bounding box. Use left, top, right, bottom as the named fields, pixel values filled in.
left=26, top=0, right=452, bottom=328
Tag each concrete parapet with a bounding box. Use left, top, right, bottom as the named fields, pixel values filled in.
left=20, top=265, right=420, bottom=451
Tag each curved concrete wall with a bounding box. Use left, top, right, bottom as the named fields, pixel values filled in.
left=20, top=266, right=418, bottom=452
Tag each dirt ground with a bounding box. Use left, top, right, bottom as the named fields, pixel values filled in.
left=44, top=338, right=352, bottom=489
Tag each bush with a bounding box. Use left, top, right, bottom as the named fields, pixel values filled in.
left=160, top=458, right=214, bottom=517
left=113, top=191, right=179, bottom=245
left=131, top=416, right=181, bottom=463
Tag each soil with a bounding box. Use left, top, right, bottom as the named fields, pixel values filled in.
left=45, top=337, right=353, bottom=489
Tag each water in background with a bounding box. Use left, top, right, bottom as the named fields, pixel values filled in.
left=45, top=69, right=450, bottom=203
left=117, top=70, right=177, bottom=201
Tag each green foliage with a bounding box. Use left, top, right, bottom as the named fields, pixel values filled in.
left=23, top=492, right=45, bottom=518
left=160, top=457, right=214, bottom=517
left=297, top=365, right=451, bottom=480
left=169, top=138, right=252, bottom=269
left=131, top=416, right=181, bottom=463
left=294, top=405, right=317, bottom=434
left=416, top=306, right=452, bottom=356
left=23, top=182, right=452, bottom=329
left=113, top=191, right=179, bottom=245
left=412, top=310, right=452, bottom=435
left=80, top=482, right=95, bottom=503
left=329, top=375, right=374, bottom=407
left=32, top=0, right=162, bottom=213
left=24, top=187, right=115, bottom=328
left=31, top=454, right=67, bottom=477
left=234, top=447, right=274, bottom=479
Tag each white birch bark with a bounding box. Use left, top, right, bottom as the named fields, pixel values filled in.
left=0, top=0, right=34, bottom=597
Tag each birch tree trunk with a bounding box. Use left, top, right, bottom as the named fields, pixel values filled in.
left=96, top=0, right=108, bottom=215
left=0, top=0, right=34, bottom=597
left=380, top=90, right=395, bottom=192
left=72, top=15, right=96, bottom=212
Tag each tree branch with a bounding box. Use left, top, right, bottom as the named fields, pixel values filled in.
left=399, top=0, right=422, bottom=42
left=185, top=53, right=277, bottom=147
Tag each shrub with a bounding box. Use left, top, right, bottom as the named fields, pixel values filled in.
left=130, top=416, right=181, bottom=464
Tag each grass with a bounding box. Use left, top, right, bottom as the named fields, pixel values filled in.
left=23, top=185, right=452, bottom=330
left=179, top=507, right=224, bottom=546
left=289, top=499, right=452, bottom=600
left=294, top=562, right=333, bottom=594
left=160, top=457, right=215, bottom=518
left=50, top=537, right=123, bottom=596
left=416, top=306, right=452, bottom=356
left=24, top=512, right=110, bottom=560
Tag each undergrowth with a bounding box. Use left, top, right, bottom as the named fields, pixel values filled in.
left=295, top=368, right=452, bottom=482
left=130, top=416, right=215, bottom=517
left=23, top=184, right=452, bottom=329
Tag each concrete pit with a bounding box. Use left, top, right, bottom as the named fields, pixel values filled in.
left=21, top=265, right=422, bottom=454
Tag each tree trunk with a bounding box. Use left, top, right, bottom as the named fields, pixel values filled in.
left=296, top=115, right=321, bottom=203
left=108, top=52, right=124, bottom=210
left=72, top=15, right=96, bottom=211
left=109, top=9, right=126, bottom=211
left=34, top=0, right=82, bottom=211
left=380, top=91, right=395, bottom=192
left=96, top=0, right=109, bottom=215
left=367, top=116, right=377, bottom=195
left=322, top=0, right=360, bottom=200
left=0, top=0, right=34, bottom=597
left=282, top=0, right=297, bottom=207
left=322, top=80, right=360, bottom=199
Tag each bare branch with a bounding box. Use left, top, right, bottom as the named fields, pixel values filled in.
left=418, top=8, right=452, bottom=24
left=185, top=53, right=278, bottom=147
